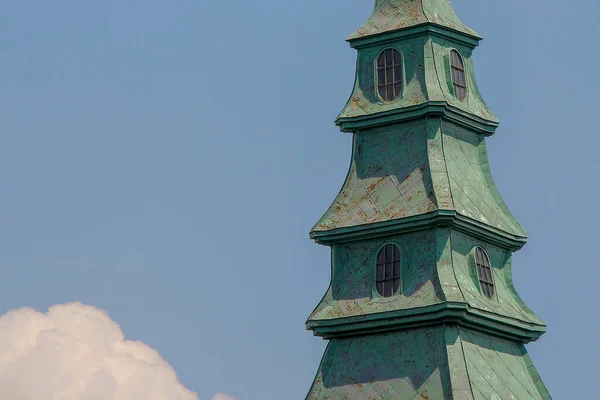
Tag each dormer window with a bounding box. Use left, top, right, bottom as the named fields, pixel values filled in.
left=450, top=49, right=467, bottom=101
left=475, top=247, right=495, bottom=298
left=377, top=49, right=402, bottom=102
left=376, top=244, right=401, bottom=297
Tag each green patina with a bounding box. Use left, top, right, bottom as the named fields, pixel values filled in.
left=306, top=1, right=551, bottom=399
left=347, top=0, right=480, bottom=41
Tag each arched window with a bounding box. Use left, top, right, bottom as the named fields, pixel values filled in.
left=475, top=247, right=494, bottom=298
left=450, top=49, right=467, bottom=101
left=376, top=244, right=401, bottom=297
left=377, top=48, right=402, bottom=101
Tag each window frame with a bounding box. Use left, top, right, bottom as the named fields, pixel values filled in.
left=376, top=48, right=404, bottom=102
left=474, top=247, right=495, bottom=299
left=374, top=243, right=402, bottom=298
left=450, top=49, right=467, bottom=101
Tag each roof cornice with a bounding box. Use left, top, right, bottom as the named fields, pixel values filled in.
left=335, top=102, right=498, bottom=135
left=307, top=301, right=546, bottom=343
left=349, top=22, right=481, bottom=49
left=311, top=210, right=528, bottom=251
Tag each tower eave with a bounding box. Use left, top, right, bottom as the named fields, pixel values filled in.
left=310, top=210, right=527, bottom=251
left=306, top=302, right=546, bottom=343
left=347, top=22, right=482, bottom=49
left=334, top=103, right=499, bottom=135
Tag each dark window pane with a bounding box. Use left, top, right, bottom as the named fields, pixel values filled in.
left=377, top=248, right=385, bottom=264
left=450, top=50, right=467, bottom=101
left=477, top=266, right=485, bottom=281
left=385, top=49, right=393, bottom=65
left=385, top=245, right=393, bottom=261
left=394, top=66, right=402, bottom=83
left=378, top=68, right=386, bottom=86
left=384, top=281, right=392, bottom=297
left=475, top=247, right=494, bottom=299
left=394, top=83, right=402, bottom=98
left=377, top=49, right=403, bottom=101
left=393, top=279, right=400, bottom=294
left=376, top=244, right=402, bottom=297
left=459, top=70, right=466, bottom=86
left=385, top=263, right=393, bottom=279
left=386, top=85, right=394, bottom=101
left=386, top=67, right=394, bottom=86
left=475, top=248, right=482, bottom=264
left=455, top=86, right=465, bottom=101
left=377, top=54, right=385, bottom=68
left=377, top=264, right=384, bottom=281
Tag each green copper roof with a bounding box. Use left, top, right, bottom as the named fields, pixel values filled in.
left=348, top=0, right=481, bottom=41
left=311, top=118, right=526, bottom=240
left=306, top=326, right=550, bottom=399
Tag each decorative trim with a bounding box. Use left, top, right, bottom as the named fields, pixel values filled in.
left=348, top=23, right=481, bottom=49
left=310, top=210, right=528, bottom=251
left=335, top=102, right=498, bottom=135
left=306, top=302, right=546, bottom=343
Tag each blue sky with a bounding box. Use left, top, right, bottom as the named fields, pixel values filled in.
left=0, top=0, right=598, bottom=399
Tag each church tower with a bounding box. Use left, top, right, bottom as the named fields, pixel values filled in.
left=306, top=1, right=551, bottom=399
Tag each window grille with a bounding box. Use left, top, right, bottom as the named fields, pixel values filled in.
left=376, top=244, right=401, bottom=297
left=377, top=49, right=403, bottom=101
left=450, top=50, right=467, bottom=101
left=475, top=247, right=495, bottom=298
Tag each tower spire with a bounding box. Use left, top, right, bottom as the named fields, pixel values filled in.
left=349, top=0, right=481, bottom=41
left=305, top=1, right=551, bottom=399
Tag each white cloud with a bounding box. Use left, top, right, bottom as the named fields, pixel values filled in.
left=0, top=302, right=235, bottom=400
left=212, top=394, right=237, bottom=400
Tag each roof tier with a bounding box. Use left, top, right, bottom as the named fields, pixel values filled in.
left=348, top=0, right=481, bottom=41
left=311, top=118, right=526, bottom=245
left=307, top=325, right=550, bottom=400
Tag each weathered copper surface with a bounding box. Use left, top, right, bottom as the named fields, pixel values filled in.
left=305, top=1, right=551, bottom=399
left=312, top=120, right=526, bottom=238
left=348, top=0, right=481, bottom=41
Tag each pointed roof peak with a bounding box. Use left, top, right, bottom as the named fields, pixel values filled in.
left=348, top=0, right=481, bottom=42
